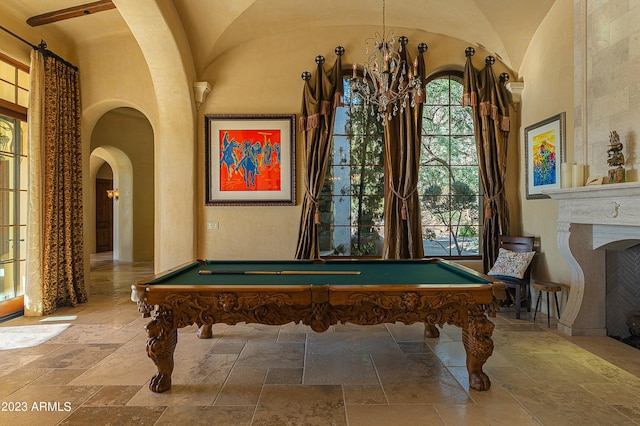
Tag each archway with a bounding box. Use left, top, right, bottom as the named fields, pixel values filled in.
left=90, top=146, right=134, bottom=261
left=87, top=106, right=155, bottom=263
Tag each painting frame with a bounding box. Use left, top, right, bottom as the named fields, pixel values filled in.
left=205, top=114, right=296, bottom=206
left=524, top=112, right=565, bottom=199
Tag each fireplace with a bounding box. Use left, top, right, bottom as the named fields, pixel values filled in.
left=545, top=182, right=640, bottom=336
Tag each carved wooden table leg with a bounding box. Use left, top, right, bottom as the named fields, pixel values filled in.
left=145, top=308, right=177, bottom=393
left=461, top=308, right=495, bottom=391
left=424, top=323, right=440, bottom=337
left=197, top=324, right=213, bottom=339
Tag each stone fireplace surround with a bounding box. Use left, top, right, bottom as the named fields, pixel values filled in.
left=545, top=182, right=640, bottom=336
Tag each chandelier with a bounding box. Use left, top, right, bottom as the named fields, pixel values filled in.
left=351, top=0, right=422, bottom=124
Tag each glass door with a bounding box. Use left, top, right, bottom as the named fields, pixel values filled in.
left=0, top=115, right=27, bottom=319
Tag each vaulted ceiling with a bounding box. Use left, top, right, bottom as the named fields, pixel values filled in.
left=1, top=0, right=556, bottom=74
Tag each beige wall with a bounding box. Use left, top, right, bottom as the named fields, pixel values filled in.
left=574, top=0, right=640, bottom=180
left=518, top=0, right=640, bottom=290
left=78, top=0, right=199, bottom=272
left=0, top=11, right=76, bottom=66
left=196, top=27, right=520, bottom=261
left=114, top=0, right=197, bottom=272
left=519, top=0, right=574, bottom=285
left=79, top=34, right=158, bottom=265
left=2, top=3, right=576, bottom=278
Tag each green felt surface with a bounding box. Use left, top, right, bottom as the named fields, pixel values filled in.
left=147, top=259, right=491, bottom=286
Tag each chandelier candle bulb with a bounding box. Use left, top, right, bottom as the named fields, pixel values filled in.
left=352, top=63, right=357, bottom=78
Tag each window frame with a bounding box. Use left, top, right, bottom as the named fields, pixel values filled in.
left=420, top=70, right=482, bottom=260
left=0, top=52, right=28, bottom=318
left=319, top=69, right=386, bottom=258
left=0, top=52, right=28, bottom=121
left=321, top=68, right=482, bottom=260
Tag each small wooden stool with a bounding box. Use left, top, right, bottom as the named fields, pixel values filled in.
left=533, top=281, right=561, bottom=327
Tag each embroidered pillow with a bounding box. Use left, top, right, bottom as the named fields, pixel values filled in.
left=487, top=248, right=535, bottom=279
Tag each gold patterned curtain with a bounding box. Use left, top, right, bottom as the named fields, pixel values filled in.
left=28, top=47, right=87, bottom=315
left=295, top=48, right=344, bottom=259
left=462, top=49, right=511, bottom=271
left=382, top=40, right=427, bottom=259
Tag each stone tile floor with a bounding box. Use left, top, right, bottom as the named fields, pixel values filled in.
left=0, top=253, right=639, bottom=425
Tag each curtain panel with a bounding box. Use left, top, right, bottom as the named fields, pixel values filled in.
left=382, top=42, right=427, bottom=259
left=463, top=52, right=511, bottom=271
left=295, top=50, right=344, bottom=259
left=27, top=49, right=87, bottom=315
left=25, top=49, right=44, bottom=316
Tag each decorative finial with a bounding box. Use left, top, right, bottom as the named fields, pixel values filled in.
left=500, top=72, right=509, bottom=83
left=485, top=56, right=495, bottom=65
left=398, top=36, right=408, bottom=46
left=315, top=55, right=325, bottom=65
left=465, top=47, right=475, bottom=57
left=301, top=71, right=311, bottom=81
left=335, top=46, right=345, bottom=56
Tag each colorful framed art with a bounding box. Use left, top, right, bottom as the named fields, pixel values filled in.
left=524, top=112, right=565, bottom=199
left=205, top=114, right=296, bottom=205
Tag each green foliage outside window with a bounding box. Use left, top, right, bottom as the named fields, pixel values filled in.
left=420, top=75, right=480, bottom=256
left=319, top=80, right=385, bottom=256
left=321, top=73, right=480, bottom=257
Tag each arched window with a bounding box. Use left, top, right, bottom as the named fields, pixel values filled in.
left=419, top=71, right=481, bottom=257
left=320, top=70, right=481, bottom=258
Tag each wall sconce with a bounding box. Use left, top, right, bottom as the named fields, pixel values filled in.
left=193, top=81, right=211, bottom=110
left=106, top=188, right=119, bottom=200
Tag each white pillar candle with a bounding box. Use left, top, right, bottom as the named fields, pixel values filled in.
left=572, top=164, right=585, bottom=187
left=561, top=163, right=572, bottom=188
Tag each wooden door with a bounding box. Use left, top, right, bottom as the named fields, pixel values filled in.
left=96, top=178, right=113, bottom=252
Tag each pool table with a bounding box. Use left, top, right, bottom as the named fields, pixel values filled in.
left=131, top=258, right=506, bottom=393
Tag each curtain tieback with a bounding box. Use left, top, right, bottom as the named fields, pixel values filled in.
left=390, top=186, right=418, bottom=221
left=484, top=187, right=505, bottom=217
left=303, top=177, right=321, bottom=225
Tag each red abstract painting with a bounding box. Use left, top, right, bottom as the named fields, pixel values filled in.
left=219, top=129, right=281, bottom=191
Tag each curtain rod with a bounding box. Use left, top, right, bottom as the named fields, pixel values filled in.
left=0, top=25, right=35, bottom=48
left=0, top=24, right=78, bottom=71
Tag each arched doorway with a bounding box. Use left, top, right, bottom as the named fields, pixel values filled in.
left=89, top=107, right=154, bottom=262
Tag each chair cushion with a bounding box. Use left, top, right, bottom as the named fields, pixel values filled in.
left=488, top=248, right=535, bottom=279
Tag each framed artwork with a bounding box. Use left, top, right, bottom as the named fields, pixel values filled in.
left=205, top=114, right=296, bottom=205
left=524, top=112, right=565, bottom=199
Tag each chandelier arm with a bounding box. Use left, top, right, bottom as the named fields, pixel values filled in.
left=351, top=0, right=426, bottom=123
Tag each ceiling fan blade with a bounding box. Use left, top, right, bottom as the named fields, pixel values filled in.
left=27, top=0, right=116, bottom=27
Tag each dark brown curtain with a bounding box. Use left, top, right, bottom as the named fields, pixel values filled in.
left=382, top=42, right=427, bottom=259
left=295, top=50, right=344, bottom=259
left=462, top=50, right=510, bottom=271
left=40, top=51, right=87, bottom=314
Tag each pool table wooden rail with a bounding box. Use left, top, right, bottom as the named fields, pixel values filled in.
left=131, top=260, right=506, bottom=393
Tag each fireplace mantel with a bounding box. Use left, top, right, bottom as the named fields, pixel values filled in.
left=543, top=182, right=640, bottom=336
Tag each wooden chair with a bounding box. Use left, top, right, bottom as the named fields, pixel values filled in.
left=491, top=235, right=535, bottom=319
